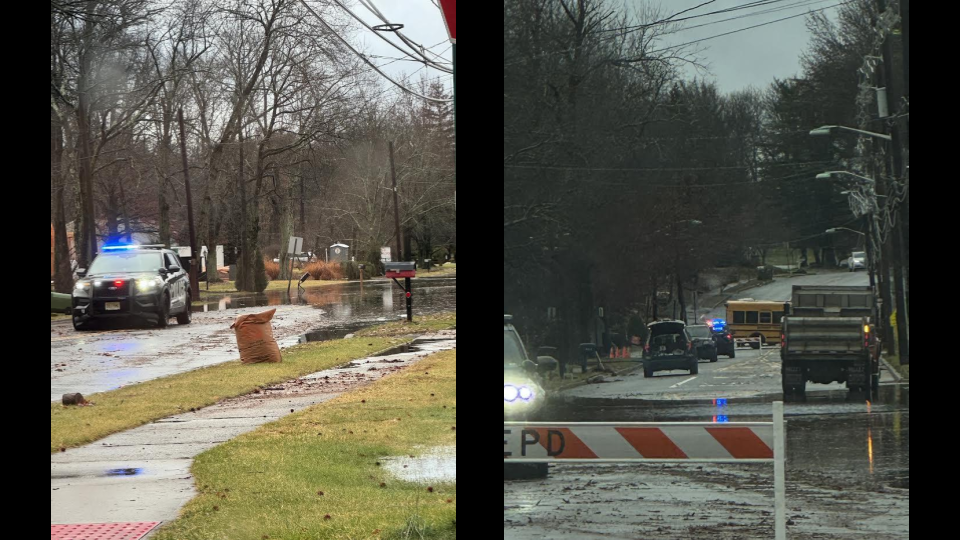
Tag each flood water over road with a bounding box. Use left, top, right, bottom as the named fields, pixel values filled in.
left=546, top=384, right=909, bottom=491
left=51, top=277, right=456, bottom=401
left=506, top=384, right=909, bottom=539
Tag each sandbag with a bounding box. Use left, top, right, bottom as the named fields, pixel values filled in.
left=231, top=308, right=282, bottom=363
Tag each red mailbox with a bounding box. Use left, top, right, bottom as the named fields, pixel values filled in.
left=384, top=261, right=416, bottom=278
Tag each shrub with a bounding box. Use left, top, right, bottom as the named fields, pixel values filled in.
left=263, top=257, right=280, bottom=280
left=303, top=260, right=344, bottom=280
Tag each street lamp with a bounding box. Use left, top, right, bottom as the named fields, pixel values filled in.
left=825, top=227, right=864, bottom=236
left=816, top=171, right=876, bottom=184
left=809, top=125, right=892, bottom=141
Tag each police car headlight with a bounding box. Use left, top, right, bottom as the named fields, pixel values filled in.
left=136, top=277, right=162, bottom=292
left=73, top=281, right=91, bottom=297
left=504, top=384, right=520, bottom=402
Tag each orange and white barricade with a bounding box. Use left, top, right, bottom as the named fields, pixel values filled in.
left=505, top=402, right=788, bottom=540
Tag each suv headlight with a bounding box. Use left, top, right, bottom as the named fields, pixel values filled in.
left=73, top=281, right=91, bottom=297
left=504, top=381, right=540, bottom=404
left=136, top=277, right=163, bottom=293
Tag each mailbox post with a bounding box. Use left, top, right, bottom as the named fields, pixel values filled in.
left=385, top=262, right=416, bottom=321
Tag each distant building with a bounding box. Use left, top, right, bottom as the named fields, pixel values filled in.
left=327, top=243, right=349, bottom=262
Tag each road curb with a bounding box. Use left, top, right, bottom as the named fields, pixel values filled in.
left=551, top=357, right=642, bottom=393
left=880, top=356, right=903, bottom=383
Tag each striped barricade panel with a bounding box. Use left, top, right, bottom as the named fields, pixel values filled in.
left=503, top=422, right=774, bottom=463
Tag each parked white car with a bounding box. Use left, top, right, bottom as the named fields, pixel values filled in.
left=847, top=251, right=866, bottom=271
left=273, top=252, right=315, bottom=263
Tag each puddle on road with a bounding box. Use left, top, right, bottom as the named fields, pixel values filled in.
left=381, top=446, right=456, bottom=483
left=298, top=320, right=379, bottom=343
left=104, top=468, right=143, bottom=477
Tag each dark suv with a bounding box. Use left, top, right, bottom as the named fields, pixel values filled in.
left=687, top=325, right=719, bottom=363
left=72, top=244, right=192, bottom=330
left=642, top=320, right=699, bottom=377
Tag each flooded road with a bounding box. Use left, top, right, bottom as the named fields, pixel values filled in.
left=546, top=383, right=909, bottom=491
left=505, top=385, right=909, bottom=539
left=191, top=276, right=456, bottom=318
left=51, top=277, right=455, bottom=401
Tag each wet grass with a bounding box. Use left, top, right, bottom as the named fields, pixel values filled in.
left=150, top=348, right=456, bottom=540
left=414, top=262, right=456, bottom=278
left=355, top=312, right=456, bottom=338
left=52, top=337, right=401, bottom=453
left=199, top=278, right=349, bottom=295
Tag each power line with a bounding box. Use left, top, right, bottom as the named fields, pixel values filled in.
left=504, top=159, right=838, bottom=173
left=329, top=0, right=452, bottom=73
left=644, top=1, right=852, bottom=56
left=504, top=0, right=847, bottom=68
left=298, top=0, right=452, bottom=104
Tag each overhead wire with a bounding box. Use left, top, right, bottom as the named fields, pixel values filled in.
left=298, top=0, right=452, bottom=103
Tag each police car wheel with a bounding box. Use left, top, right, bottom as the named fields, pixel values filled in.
left=157, top=293, right=170, bottom=328
left=72, top=312, right=90, bottom=331
left=176, top=294, right=191, bottom=325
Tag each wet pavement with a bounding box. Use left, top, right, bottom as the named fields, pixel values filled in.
left=51, top=277, right=455, bottom=401
left=507, top=298, right=908, bottom=540
left=51, top=331, right=456, bottom=528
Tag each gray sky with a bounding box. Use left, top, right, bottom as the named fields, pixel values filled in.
left=640, top=0, right=842, bottom=94
left=337, top=0, right=453, bottom=98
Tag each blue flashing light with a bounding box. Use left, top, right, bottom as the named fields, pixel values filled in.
left=710, top=318, right=727, bottom=331
left=716, top=415, right=729, bottom=423
left=715, top=398, right=728, bottom=407
left=102, top=243, right=140, bottom=251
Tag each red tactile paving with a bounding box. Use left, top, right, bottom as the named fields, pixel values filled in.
left=51, top=522, right=160, bottom=540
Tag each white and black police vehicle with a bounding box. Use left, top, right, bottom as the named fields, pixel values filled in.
left=71, top=244, right=192, bottom=330
left=504, top=314, right=557, bottom=479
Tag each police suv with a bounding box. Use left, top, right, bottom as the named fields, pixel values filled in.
left=72, top=244, right=192, bottom=330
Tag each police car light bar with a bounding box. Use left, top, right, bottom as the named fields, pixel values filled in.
left=102, top=244, right=166, bottom=251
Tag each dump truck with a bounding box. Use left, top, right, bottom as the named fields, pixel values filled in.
left=781, top=285, right=881, bottom=401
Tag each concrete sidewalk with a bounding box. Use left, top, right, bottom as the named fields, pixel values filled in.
left=51, top=330, right=456, bottom=532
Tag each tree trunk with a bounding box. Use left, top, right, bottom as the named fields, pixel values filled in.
left=52, top=109, right=73, bottom=293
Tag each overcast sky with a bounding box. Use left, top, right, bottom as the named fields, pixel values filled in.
left=336, top=0, right=453, bottom=97
left=634, top=0, right=842, bottom=94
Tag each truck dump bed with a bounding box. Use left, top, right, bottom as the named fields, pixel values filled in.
left=782, top=316, right=868, bottom=358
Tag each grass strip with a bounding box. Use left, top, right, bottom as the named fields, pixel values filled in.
left=151, top=348, right=457, bottom=540
left=52, top=312, right=455, bottom=453
left=52, top=337, right=400, bottom=452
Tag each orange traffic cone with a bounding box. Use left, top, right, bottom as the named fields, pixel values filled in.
left=609, top=347, right=615, bottom=359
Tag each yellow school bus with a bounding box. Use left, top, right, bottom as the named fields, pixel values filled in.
left=724, top=299, right=790, bottom=348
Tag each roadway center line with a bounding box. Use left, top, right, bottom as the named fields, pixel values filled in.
left=670, top=376, right=697, bottom=388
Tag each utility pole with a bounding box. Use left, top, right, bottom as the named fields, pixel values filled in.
left=178, top=108, right=200, bottom=299
left=389, top=141, right=403, bottom=261
left=876, top=0, right=909, bottom=365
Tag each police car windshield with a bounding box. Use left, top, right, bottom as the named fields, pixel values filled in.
left=87, top=252, right=164, bottom=274
left=504, top=329, right=526, bottom=364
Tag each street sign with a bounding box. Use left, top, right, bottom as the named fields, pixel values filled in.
left=380, top=247, right=392, bottom=262
left=439, top=0, right=455, bottom=43
left=287, top=236, right=303, bottom=255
